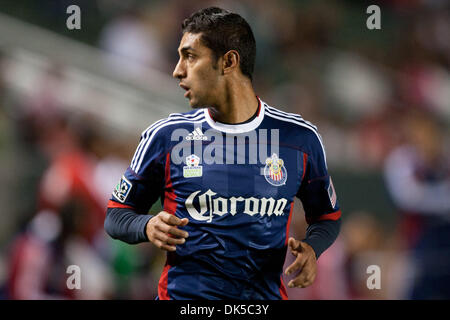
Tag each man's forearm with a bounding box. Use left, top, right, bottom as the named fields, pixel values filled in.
left=302, top=218, right=341, bottom=259
left=104, top=207, right=153, bottom=244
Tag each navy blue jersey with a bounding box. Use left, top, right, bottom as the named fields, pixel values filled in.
left=107, top=98, right=341, bottom=299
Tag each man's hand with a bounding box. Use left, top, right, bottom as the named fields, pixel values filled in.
left=284, top=238, right=317, bottom=288
left=146, top=211, right=189, bottom=251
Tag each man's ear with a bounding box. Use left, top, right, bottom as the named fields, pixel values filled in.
left=222, top=50, right=240, bottom=75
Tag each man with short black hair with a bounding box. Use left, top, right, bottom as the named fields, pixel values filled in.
left=105, top=7, right=341, bottom=300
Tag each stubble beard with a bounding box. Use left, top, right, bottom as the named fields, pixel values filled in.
left=189, top=95, right=210, bottom=110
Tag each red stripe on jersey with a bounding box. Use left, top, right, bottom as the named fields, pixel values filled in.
left=279, top=276, right=289, bottom=300
left=207, top=109, right=214, bottom=122
left=107, top=200, right=134, bottom=209
left=301, top=153, right=308, bottom=182
left=158, top=261, right=171, bottom=300
left=163, top=152, right=177, bottom=215
left=318, top=210, right=341, bottom=221
left=306, top=210, right=342, bottom=224
left=285, top=201, right=294, bottom=245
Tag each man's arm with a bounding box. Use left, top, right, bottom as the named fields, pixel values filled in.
left=285, top=130, right=342, bottom=288
left=104, top=165, right=188, bottom=250
left=104, top=207, right=189, bottom=249
left=104, top=207, right=152, bottom=244
left=303, top=218, right=341, bottom=259
left=104, top=168, right=161, bottom=245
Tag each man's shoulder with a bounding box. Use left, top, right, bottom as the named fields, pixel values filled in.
left=160, top=108, right=206, bottom=125
left=140, top=108, right=206, bottom=137
left=130, top=109, right=207, bottom=170
left=262, top=101, right=321, bottom=142
left=168, top=108, right=205, bottom=118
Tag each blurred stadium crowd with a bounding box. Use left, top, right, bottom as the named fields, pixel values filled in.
left=0, top=0, right=449, bottom=299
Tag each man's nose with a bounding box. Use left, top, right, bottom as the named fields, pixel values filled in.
left=173, top=60, right=185, bottom=79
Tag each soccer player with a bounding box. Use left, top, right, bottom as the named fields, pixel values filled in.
left=104, top=7, right=341, bottom=300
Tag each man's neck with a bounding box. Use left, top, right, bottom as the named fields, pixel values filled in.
left=208, top=79, right=258, bottom=124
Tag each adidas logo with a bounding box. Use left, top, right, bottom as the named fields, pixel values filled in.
left=186, top=128, right=208, bottom=141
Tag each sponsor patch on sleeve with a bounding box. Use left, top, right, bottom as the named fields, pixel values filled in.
left=327, top=177, right=337, bottom=209
left=112, top=176, right=132, bottom=203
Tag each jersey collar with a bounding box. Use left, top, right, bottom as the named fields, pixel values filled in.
left=204, top=97, right=265, bottom=133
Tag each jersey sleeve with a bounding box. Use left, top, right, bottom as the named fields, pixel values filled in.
left=296, top=132, right=341, bottom=225
left=108, top=126, right=167, bottom=214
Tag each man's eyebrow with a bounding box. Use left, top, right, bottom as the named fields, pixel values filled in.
left=179, top=46, right=195, bottom=54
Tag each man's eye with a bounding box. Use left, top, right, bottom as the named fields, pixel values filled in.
left=187, top=54, right=195, bottom=60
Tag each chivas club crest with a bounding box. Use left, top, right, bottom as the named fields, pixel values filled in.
left=264, top=153, right=287, bottom=186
